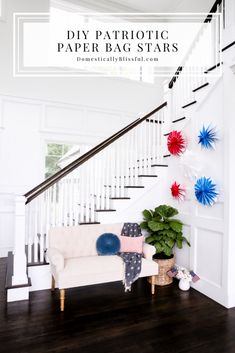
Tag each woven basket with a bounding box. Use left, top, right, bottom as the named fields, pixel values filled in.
left=150, top=256, right=175, bottom=286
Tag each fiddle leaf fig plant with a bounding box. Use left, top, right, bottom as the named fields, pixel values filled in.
left=140, top=205, right=190, bottom=259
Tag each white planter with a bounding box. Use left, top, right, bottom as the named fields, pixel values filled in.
left=178, top=278, right=191, bottom=291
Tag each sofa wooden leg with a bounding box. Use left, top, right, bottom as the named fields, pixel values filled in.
left=151, top=276, right=155, bottom=295
left=51, top=276, right=55, bottom=292
left=60, top=289, right=65, bottom=311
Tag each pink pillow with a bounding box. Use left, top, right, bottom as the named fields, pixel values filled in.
left=119, top=235, right=144, bottom=253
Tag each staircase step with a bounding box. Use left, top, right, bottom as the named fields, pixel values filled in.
left=26, top=244, right=49, bottom=266
left=79, top=222, right=101, bottom=225
left=192, top=82, right=209, bottom=92
left=5, top=251, right=32, bottom=290
left=163, top=154, right=171, bottom=158
left=110, top=197, right=131, bottom=200
left=95, top=209, right=116, bottom=212
left=125, top=186, right=145, bottom=188
left=151, top=164, right=168, bottom=167
left=172, top=117, right=187, bottom=123
left=138, top=175, right=158, bottom=177
left=182, top=101, right=197, bottom=109
left=164, top=132, right=170, bottom=136
left=204, top=62, right=222, bottom=73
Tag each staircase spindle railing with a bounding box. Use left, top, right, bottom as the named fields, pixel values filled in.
left=24, top=102, right=167, bottom=263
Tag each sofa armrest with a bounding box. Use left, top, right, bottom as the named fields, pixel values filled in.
left=47, top=248, right=64, bottom=272
left=143, top=243, right=156, bottom=260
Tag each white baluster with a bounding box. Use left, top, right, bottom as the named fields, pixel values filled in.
left=33, top=199, right=38, bottom=263
left=27, top=203, right=32, bottom=264
left=38, top=194, right=44, bottom=263
left=134, top=128, right=139, bottom=185
left=79, top=168, right=84, bottom=223
left=85, top=164, right=90, bottom=221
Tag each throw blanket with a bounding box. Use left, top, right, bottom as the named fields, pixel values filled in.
left=119, top=223, right=142, bottom=292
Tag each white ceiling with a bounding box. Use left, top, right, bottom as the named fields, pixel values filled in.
left=59, top=0, right=216, bottom=14
left=108, top=0, right=215, bottom=13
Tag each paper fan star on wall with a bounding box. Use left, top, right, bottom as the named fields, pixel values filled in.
left=167, top=130, right=186, bottom=156
left=171, top=181, right=186, bottom=201
left=198, top=125, right=218, bottom=149
left=194, top=177, right=218, bottom=206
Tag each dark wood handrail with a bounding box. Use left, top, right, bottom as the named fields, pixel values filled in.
left=24, top=118, right=140, bottom=198
left=25, top=102, right=167, bottom=204
left=168, top=0, right=223, bottom=89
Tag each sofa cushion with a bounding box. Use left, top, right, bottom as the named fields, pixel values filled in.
left=119, top=235, right=144, bottom=253
left=96, top=233, right=120, bottom=255
left=56, top=255, right=158, bottom=289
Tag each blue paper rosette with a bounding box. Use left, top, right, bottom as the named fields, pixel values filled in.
left=194, top=177, right=218, bottom=206
left=198, top=125, right=218, bottom=150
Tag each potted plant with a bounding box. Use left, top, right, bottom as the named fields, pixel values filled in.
left=140, top=205, right=190, bottom=286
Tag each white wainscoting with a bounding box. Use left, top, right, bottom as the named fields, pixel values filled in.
left=0, top=193, right=15, bottom=257
left=167, top=77, right=227, bottom=306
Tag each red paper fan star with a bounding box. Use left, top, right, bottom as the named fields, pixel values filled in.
left=167, top=130, right=186, bottom=156
left=171, top=181, right=186, bottom=201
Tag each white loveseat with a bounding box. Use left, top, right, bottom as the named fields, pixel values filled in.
left=47, top=223, right=158, bottom=311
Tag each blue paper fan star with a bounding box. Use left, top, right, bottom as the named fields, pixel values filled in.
left=198, top=125, right=218, bottom=149
left=194, top=177, right=218, bottom=206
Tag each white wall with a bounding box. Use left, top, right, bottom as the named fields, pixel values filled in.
left=167, top=79, right=225, bottom=305
left=161, top=42, right=235, bottom=307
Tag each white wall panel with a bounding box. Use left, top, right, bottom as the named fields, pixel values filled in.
left=196, top=228, right=223, bottom=287
left=44, top=105, right=85, bottom=132
left=0, top=99, right=43, bottom=192
left=196, top=202, right=224, bottom=220
left=0, top=194, right=14, bottom=257
left=175, top=224, right=191, bottom=269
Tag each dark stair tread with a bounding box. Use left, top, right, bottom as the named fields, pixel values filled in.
left=95, top=209, right=116, bottom=212
left=110, top=197, right=131, bottom=200
left=163, top=154, right=171, bottom=158
left=151, top=164, right=168, bottom=167
left=172, top=117, right=186, bottom=123
left=164, top=132, right=170, bottom=136
left=204, top=62, right=222, bottom=73
left=27, top=261, right=49, bottom=267
left=138, top=175, right=158, bottom=177
left=192, top=82, right=209, bottom=92
left=182, top=101, right=197, bottom=109
left=146, top=119, right=164, bottom=124
left=125, top=186, right=145, bottom=188
left=79, top=222, right=101, bottom=225
left=5, top=251, right=32, bottom=289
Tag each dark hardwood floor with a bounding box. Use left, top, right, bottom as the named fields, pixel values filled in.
left=1, top=258, right=235, bottom=353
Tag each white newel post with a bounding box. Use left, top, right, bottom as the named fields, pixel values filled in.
left=12, top=195, right=28, bottom=286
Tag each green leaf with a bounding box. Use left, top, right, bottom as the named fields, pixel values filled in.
left=143, top=209, right=152, bottom=221
left=140, top=221, right=149, bottom=230
left=182, top=236, right=191, bottom=246
left=163, top=244, right=173, bottom=257
left=166, top=238, right=175, bottom=248
left=169, top=221, right=183, bottom=233
left=176, top=238, right=183, bottom=249
left=155, top=205, right=179, bottom=219
left=145, top=236, right=155, bottom=244
left=155, top=242, right=163, bottom=253
left=158, top=230, right=177, bottom=238
left=148, top=221, right=165, bottom=232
